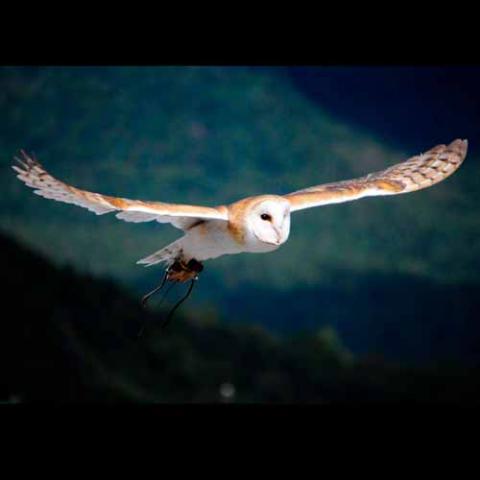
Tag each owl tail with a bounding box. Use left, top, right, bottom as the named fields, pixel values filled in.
left=136, top=237, right=184, bottom=267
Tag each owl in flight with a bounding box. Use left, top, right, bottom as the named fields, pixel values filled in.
left=13, top=139, right=467, bottom=292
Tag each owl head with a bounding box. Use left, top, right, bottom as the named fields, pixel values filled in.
left=245, top=196, right=291, bottom=249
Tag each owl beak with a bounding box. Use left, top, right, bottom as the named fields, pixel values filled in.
left=263, top=230, right=282, bottom=246
left=264, top=239, right=281, bottom=246
left=272, top=226, right=282, bottom=245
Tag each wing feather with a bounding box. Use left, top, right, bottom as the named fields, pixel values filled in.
left=285, top=139, right=468, bottom=212
left=12, top=151, right=228, bottom=230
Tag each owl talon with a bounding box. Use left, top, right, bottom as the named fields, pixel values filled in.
left=166, top=258, right=203, bottom=282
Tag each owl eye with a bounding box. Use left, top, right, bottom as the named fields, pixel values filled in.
left=260, top=213, right=272, bottom=221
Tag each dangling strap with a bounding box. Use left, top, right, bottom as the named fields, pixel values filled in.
left=138, top=268, right=172, bottom=337
left=141, top=268, right=170, bottom=308
left=161, top=277, right=197, bottom=330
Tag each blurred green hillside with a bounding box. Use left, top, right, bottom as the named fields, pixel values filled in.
left=1, top=66, right=479, bottom=358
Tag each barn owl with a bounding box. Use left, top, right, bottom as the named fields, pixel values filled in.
left=13, top=139, right=468, bottom=289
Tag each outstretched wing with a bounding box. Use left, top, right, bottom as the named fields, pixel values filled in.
left=285, top=139, right=468, bottom=212
left=12, top=151, right=228, bottom=230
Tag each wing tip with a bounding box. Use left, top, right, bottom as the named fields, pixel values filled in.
left=448, top=138, right=468, bottom=159
left=12, top=149, right=44, bottom=173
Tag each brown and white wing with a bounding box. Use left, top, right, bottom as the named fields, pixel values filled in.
left=12, top=151, right=228, bottom=230
left=285, top=139, right=468, bottom=213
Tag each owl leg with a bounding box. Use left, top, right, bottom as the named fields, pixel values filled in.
left=140, top=258, right=203, bottom=308
left=166, top=258, right=204, bottom=282
left=138, top=260, right=202, bottom=337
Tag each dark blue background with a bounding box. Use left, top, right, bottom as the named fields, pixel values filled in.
left=286, top=66, right=480, bottom=152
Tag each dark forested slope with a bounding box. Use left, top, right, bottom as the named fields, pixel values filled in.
left=1, top=232, right=479, bottom=404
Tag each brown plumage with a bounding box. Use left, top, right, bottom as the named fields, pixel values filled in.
left=286, top=139, right=467, bottom=211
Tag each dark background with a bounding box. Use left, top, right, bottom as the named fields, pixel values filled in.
left=286, top=66, right=480, bottom=153
left=1, top=66, right=479, bottom=403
